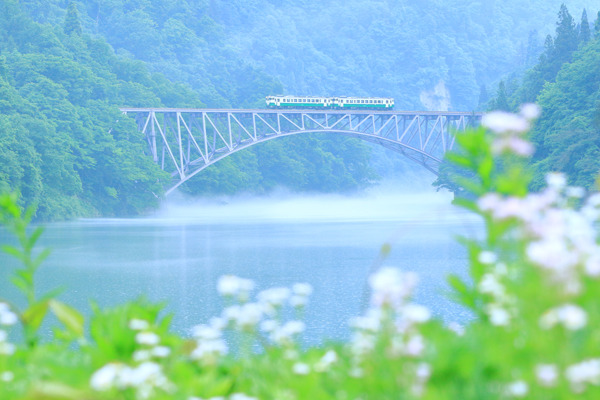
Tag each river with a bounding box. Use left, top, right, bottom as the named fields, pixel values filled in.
left=0, top=183, right=480, bottom=344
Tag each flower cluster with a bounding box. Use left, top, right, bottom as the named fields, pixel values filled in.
left=189, top=276, right=314, bottom=365
left=90, top=361, right=174, bottom=399
left=482, top=103, right=539, bottom=157
left=90, top=318, right=173, bottom=399
left=190, top=320, right=228, bottom=365
left=350, top=267, right=431, bottom=393
left=470, top=106, right=600, bottom=397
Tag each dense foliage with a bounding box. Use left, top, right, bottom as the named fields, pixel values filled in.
left=3, top=107, right=600, bottom=399
left=440, top=5, right=600, bottom=194
left=0, top=0, right=206, bottom=220
left=0, top=1, right=379, bottom=219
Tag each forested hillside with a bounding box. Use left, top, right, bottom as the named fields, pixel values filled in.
left=3, top=0, right=598, bottom=220
left=0, top=1, right=376, bottom=220
left=485, top=5, right=600, bottom=191
left=20, top=0, right=594, bottom=111
left=0, top=0, right=206, bottom=220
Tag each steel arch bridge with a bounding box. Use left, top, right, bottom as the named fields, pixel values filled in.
left=120, top=108, right=482, bottom=195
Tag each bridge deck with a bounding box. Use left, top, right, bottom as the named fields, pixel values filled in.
left=120, top=107, right=482, bottom=117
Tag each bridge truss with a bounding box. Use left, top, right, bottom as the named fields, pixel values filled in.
left=120, top=108, right=482, bottom=195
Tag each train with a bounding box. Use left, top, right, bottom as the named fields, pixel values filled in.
left=266, top=95, right=394, bottom=110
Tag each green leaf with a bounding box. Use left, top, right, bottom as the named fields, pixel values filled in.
left=22, top=300, right=50, bottom=330
left=448, top=274, right=475, bottom=309
left=1, top=244, right=25, bottom=262
left=39, top=287, right=65, bottom=302
left=10, top=275, right=29, bottom=294
left=49, top=299, right=84, bottom=337
left=28, top=226, right=45, bottom=248
left=32, top=248, right=52, bottom=268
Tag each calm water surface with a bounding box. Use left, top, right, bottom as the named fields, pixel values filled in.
left=0, top=187, right=480, bottom=343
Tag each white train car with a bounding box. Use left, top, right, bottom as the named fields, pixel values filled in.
left=266, top=95, right=394, bottom=109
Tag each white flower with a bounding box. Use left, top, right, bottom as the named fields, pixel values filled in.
left=540, top=304, right=587, bottom=330
left=292, top=362, right=310, bottom=375
left=402, top=304, right=431, bottom=324
left=535, top=364, right=558, bottom=387
left=0, top=371, right=14, bottom=382
left=350, top=331, right=375, bottom=355
left=314, top=350, right=338, bottom=372
left=209, top=317, right=227, bottom=331
left=190, top=339, right=228, bottom=361
left=350, top=309, right=382, bottom=332
left=557, top=304, right=587, bottom=330
left=192, top=325, right=222, bottom=340
left=289, top=295, right=309, bottom=308
left=90, top=363, right=123, bottom=391
left=133, top=350, right=152, bottom=362
left=447, top=322, right=465, bottom=336
left=217, top=275, right=254, bottom=299
left=0, top=308, right=17, bottom=326
left=486, top=304, right=510, bottom=326
left=136, top=332, right=160, bottom=346
left=235, top=303, right=264, bottom=330
left=292, top=283, right=313, bottom=297
left=151, top=346, right=171, bottom=358
left=257, top=287, right=291, bottom=307
left=584, top=255, right=600, bottom=277
left=546, top=172, right=567, bottom=189
left=519, top=103, right=541, bottom=120
left=478, top=274, right=505, bottom=298
left=0, top=342, right=15, bottom=355
left=129, top=319, right=150, bottom=331
left=405, top=334, right=426, bottom=356
left=526, top=239, right=578, bottom=273
left=492, top=136, right=534, bottom=157
left=482, top=111, right=529, bottom=134
left=270, top=321, right=305, bottom=345
left=369, top=267, right=418, bottom=307
left=477, top=193, right=502, bottom=213
left=566, top=186, right=585, bottom=198
left=478, top=251, right=498, bottom=264
left=565, top=359, right=600, bottom=392
left=506, top=380, right=528, bottom=397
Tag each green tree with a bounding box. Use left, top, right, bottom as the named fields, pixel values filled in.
left=579, top=9, right=591, bottom=43
left=63, top=2, right=82, bottom=36
left=493, top=81, right=510, bottom=111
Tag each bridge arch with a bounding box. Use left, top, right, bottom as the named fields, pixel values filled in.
left=120, top=108, right=482, bottom=195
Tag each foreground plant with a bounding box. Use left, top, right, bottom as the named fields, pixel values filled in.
left=2, top=104, right=600, bottom=399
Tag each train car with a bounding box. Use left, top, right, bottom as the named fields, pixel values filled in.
left=266, top=95, right=332, bottom=108
left=332, top=96, right=394, bottom=109
left=266, top=95, right=394, bottom=109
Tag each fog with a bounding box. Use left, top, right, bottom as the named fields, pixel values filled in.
left=153, top=178, right=475, bottom=226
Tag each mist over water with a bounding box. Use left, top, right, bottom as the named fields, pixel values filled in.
left=153, top=179, right=474, bottom=226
